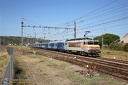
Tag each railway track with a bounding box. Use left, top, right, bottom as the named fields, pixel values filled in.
left=98, top=57, right=128, bottom=64
left=23, top=49, right=128, bottom=82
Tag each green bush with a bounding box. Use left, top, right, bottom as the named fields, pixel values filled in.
left=109, top=43, right=124, bottom=51
left=124, top=43, right=128, bottom=52
left=14, top=61, right=27, bottom=79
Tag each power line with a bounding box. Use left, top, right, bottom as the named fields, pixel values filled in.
left=48, top=1, right=126, bottom=39
left=77, top=10, right=128, bottom=28
left=63, top=14, right=128, bottom=36
left=21, top=18, right=75, bottom=46
left=61, top=21, right=128, bottom=37
left=76, top=5, right=128, bottom=28
left=47, top=2, right=128, bottom=37
left=47, top=14, right=128, bottom=39
left=80, top=16, right=128, bottom=29
left=22, top=1, right=128, bottom=40
left=57, top=0, right=118, bottom=27
left=59, top=0, right=128, bottom=30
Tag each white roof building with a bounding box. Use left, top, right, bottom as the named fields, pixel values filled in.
left=123, top=33, right=128, bottom=43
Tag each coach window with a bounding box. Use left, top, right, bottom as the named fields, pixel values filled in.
left=62, top=43, right=64, bottom=46
left=55, top=43, right=57, bottom=47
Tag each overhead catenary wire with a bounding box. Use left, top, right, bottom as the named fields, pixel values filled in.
left=77, top=2, right=128, bottom=23
left=61, top=22, right=128, bottom=39
left=47, top=1, right=128, bottom=39
left=62, top=2, right=128, bottom=27
left=78, top=22, right=128, bottom=34
left=23, top=0, right=128, bottom=40
left=48, top=14, right=128, bottom=39
left=77, top=11, right=128, bottom=28
left=57, top=0, right=118, bottom=27
left=44, top=10, right=128, bottom=39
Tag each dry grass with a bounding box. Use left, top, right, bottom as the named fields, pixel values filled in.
left=14, top=52, right=127, bottom=85
left=7, top=46, right=128, bottom=85
left=100, top=49, right=128, bottom=60
left=0, top=51, right=10, bottom=67
left=0, top=51, right=10, bottom=84
left=10, top=46, right=35, bottom=53
left=12, top=46, right=128, bottom=60
left=13, top=46, right=128, bottom=60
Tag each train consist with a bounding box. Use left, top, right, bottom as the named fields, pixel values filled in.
left=30, top=38, right=101, bottom=57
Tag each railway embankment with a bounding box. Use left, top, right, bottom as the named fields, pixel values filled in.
left=3, top=46, right=127, bottom=85
left=15, top=51, right=127, bottom=85
left=12, top=46, right=127, bottom=85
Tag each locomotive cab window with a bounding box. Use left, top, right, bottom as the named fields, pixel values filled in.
left=84, top=42, right=88, bottom=45
left=94, top=41, right=99, bottom=45
left=88, top=41, right=93, bottom=45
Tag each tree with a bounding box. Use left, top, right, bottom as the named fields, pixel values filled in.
left=109, top=43, right=124, bottom=51
left=93, top=36, right=102, bottom=46
left=124, top=43, right=128, bottom=52
left=94, top=33, right=120, bottom=46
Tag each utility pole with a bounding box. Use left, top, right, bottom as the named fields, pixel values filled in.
left=30, top=36, right=31, bottom=43
left=35, top=32, right=36, bottom=43
left=102, top=32, right=104, bottom=51
left=21, top=18, right=24, bottom=46
left=0, top=36, right=1, bottom=46
left=74, top=21, right=76, bottom=39
left=27, top=34, right=29, bottom=44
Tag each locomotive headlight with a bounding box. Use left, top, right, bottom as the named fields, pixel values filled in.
left=86, top=65, right=89, bottom=68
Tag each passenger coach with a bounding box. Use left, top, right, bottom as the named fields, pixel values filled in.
left=48, top=41, right=66, bottom=51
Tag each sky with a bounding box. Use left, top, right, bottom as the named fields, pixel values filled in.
left=0, top=0, right=128, bottom=40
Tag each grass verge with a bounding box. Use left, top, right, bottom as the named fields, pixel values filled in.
left=100, top=49, right=128, bottom=60
left=13, top=61, right=27, bottom=79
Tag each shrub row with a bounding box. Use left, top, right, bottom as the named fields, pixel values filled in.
left=109, top=43, right=128, bottom=52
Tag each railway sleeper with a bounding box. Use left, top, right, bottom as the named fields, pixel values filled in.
left=96, top=69, right=128, bottom=81
left=94, top=65, right=128, bottom=78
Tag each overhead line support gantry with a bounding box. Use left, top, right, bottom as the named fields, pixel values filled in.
left=21, top=18, right=76, bottom=46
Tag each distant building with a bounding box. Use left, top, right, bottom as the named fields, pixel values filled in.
left=123, top=33, right=128, bottom=43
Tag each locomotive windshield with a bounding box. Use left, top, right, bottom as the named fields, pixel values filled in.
left=88, top=41, right=93, bottom=45
left=94, top=41, right=99, bottom=45
left=84, top=41, right=99, bottom=45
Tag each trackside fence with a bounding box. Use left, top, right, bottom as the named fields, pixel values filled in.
left=1, top=47, right=14, bottom=85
